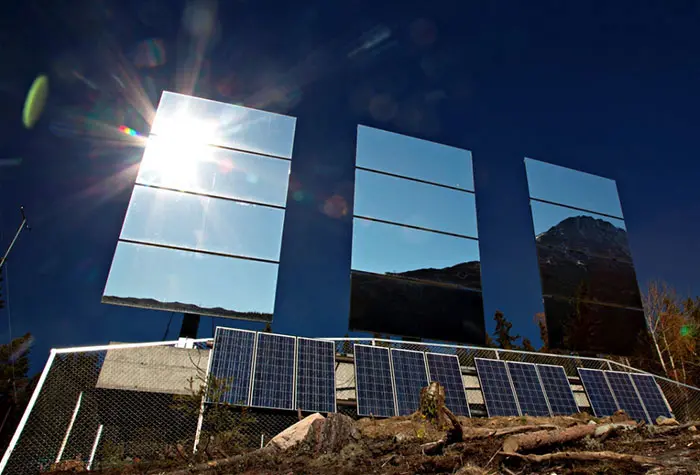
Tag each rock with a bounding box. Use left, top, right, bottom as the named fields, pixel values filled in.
left=688, top=426, right=697, bottom=432
left=267, top=413, right=325, bottom=451
left=454, top=464, right=487, bottom=475
left=304, top=413, right=361, bottom=454
left=587, top=420, right=598, bottom=425
left=394, top=432, right=413, bottom=443
left=611, top=410, right=631, bottom=423
left=656, top=416, right=679, bottom=426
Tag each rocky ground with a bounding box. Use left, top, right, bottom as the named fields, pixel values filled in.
left=48, top=384, right=700, bottom=475
left=49, top=412, right=700, bottom=475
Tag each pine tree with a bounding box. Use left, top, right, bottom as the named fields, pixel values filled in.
left=493, top=311, right=519, bottom=350
left=521, top=338, right=536, bottom=352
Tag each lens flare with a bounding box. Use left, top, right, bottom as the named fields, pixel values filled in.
left=118, top=125, right=140, bottom=137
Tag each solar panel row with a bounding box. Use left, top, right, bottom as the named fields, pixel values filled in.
left=354, top=346, right=471, bottom=418
left=475, top=359, right=582, bottom=418
left=578, top=368, right=672, bottom=424
left=209, top=328, right=336, bottom=413
left=209, top=332, right=671, bottom=424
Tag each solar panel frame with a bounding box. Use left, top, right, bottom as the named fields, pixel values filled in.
left=506, top=361, right=552, bottom=417
left=629, top=373, right=673, bottom=422
left=535, top=363, right=579, bottom=416
left=295, top=337, right=337, bottom=413
left=208, top=327, right=257, bottom=406
left=390, top=348, right=430, bottom=416
left=354, top=344, right=397, bottom=417
left=474, top=358, right=521, bottom=417
left=425, top=352, right=471, bottom=417
left=604, top=371, right=651, bottom=424
left=250, top=332, right=297, bottom=410
left=577, top=368, right=619, bottom=417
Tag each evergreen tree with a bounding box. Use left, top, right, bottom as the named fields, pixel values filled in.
left=262, top=322, right=272, bottom=333
left=493, top=311, right=519, bottom=349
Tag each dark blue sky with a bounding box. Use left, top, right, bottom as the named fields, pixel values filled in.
left=2, top=0, right=700, bottom=373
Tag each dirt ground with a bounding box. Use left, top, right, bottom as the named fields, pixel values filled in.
left=50, top=413, right=700, bottom=475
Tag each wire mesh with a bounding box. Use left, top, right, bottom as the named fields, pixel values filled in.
left=1, top=337, right=699, bottom=474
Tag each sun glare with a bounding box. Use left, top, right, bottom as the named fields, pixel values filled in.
left=140, top=116, right=217, bottom=189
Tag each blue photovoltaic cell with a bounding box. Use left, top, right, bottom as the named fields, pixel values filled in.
left=354, top=344, right=396, bottom=417
left=391, top=349, right=429, bottom=416
left=578, top=368, right=618, bottom=417
left=630, top=374, right=672, bottom=422
left=604, top=372, right=650, bottom=423
left=251, top=333, right=296, bottom=410
left=536, top=364, right=579, bottom=416
left=425, top=353, right=471, bottom=417
left=475, top=359, right=520, bottom=416
left=506, top=362, right=551, bottom=416
left=296, top=338, right=336, bottom=413
left=208, top=328, right=256, bottom=405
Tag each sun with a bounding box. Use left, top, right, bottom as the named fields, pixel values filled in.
left=138, top=117, right=216, bottom=189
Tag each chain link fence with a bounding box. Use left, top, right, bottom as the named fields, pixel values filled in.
left=1, top=337, right=698, bottom=474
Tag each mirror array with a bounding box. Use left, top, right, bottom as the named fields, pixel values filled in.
left=577, top=368, right=672, bottom=423
left=208, top=328, right=336, bottom=413
left=350, top=126, right=485, bottom=344
left=103, top=92, right=296, bottom=322
left=524, top=158, right=646, bottom=355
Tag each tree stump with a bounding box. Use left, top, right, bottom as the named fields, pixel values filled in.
left=419, top=381, right=463, bottom=443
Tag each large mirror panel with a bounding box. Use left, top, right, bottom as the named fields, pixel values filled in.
left=137, top=136, right=291, bottom=206
left=102, top=241, right=278, bottom=321
left=356, top=125, right=474, bottom=190
left=525, top=158, right=623, bottom=218
left=151, top=92, right=296, bottom=158
left=543, top=297, right=647, bottom=355
left=354, top=169, right=478, bottom=237
left=349, top=271, right=485, bottom=344
left=120, top=186, right=285, bottom=261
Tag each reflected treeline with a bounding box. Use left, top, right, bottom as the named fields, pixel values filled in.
left=101, top=296, right=273, bottom=322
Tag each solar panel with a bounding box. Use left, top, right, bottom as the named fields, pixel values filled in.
left=536, top=364, right=579, bottom=415
left=506, top=362, right=551, bottom=416
left=390, top=349, right=429, bottom=416
left=630, top=373, right=673, bottom=422
left=425, top=353, right=471, bottom=417
left=577, top=368, right=618, bottom=417
left=251, top=333, right=296, bottom=410
left=354, top=344, right=396, bottom=417
left=604, top=371, right=650, bottom=423
left=296, top=338, right=336, bottom=413
left=474, top=358, right=519, bottom=417
left=208, top=327, right=256, bottom=405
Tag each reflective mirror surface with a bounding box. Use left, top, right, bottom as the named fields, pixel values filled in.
left=536, top=247, right=643, bottom=308
left=543, top=297, right=647, bottom=355
left=350, top=271, right=485, bottom=344
left=356, top=125, right=474, bottom=190
left=121, top=186, right=284, bottom=261
left=151, top=92, right=297, bottom=158
left=531, top=201, right=629, bottom=259
left=103, top=242, right=277, bottom=321
left=352, top=218, right=481, bottom=287
left=137, top=135, right=291, bottom=206
left=354, top=169, right=478, bottom=237
left=525, top=158, right=623, bottom=218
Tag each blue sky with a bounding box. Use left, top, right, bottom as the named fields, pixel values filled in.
left=2, top=0, right=700, bottom=373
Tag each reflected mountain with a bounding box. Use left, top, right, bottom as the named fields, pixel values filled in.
left=535, top=215, right=642, bottom=309
left=534, top=215, right=646, bottom=355
left=101, top=296, right=273, bottom=322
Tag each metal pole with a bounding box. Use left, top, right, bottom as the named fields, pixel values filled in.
left=0, top=349, right=56, bottom=474
left=55, top=392, right=83, bottom=463
left=0, top=207, right=29, bottom=272
left=87, top=424, right=103, bottom=471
